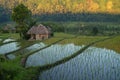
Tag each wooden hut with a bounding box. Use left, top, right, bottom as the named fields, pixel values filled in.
left=27, top=24, right=52, bottom=40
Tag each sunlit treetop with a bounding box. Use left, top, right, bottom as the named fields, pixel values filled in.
left=0, top=0, right=120, bottom=14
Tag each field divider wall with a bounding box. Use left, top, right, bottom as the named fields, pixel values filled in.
left=0, top=37, right=9, bottom=43
left=22, top=35, right=78, bottom=67
left=0, top=41, right=17, bottom=46
left=4, top=42, right=37, bottom=58
left=27, top=35, right=118, bottom=79
left=3, top=37, right=54, bottom=59
left=21, top=38, right=65, bottom=67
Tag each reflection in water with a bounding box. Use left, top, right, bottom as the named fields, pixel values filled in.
left=3, top=39, right=15, bottom=43
left=38, top=46, right=120, bottom=80
left=26, top=43, right=45, bottom=52
left=7, top=54, right=16, bottom=59
left=26, top=44, right=83, bottom=67
left=6, top=42, right=46, bottom=59
left=25, top=43, right=120, bottom=80
left=18, top=43, right=46, bottom=55
left=0, top=42, right=20, bottom=54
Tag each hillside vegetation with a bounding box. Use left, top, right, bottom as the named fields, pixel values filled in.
left=0, top=0, right=120, bottom=14
left=0, top=0, right=120, bottom=23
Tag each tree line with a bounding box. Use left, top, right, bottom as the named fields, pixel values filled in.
left=35, top=13, right=120, bottom=22
left=0, top=3, right=120, bottom=39
left=0, top=0, right=120, bottom=23
left=0, top=0, right=120, bottom=14
left=42, top=22, right=120, bottom=36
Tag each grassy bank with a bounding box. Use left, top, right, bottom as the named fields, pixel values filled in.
left=0, top=32, right=120, bottom=53
left=0, top=33, right=20, bottom=39
left=0, top=32, right=120, bottom=80
left=0, top=57, right=38, bottom=80
left=95, top=36, right=120, bottom=53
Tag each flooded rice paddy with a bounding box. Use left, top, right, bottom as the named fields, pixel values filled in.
left=37, top=45, right=120, bottom=80
left=26, top=44, right=83, bottom=67
left=3, top=38, right=15, bottom=43
left=0, top=41, right=120, bottom=80
left=0, top=42, right=20, bottom=54
left=25, top=43, right=120, bottom=80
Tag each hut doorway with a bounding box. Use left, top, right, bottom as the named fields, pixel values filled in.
left=33, top=34, right=36, bottom=39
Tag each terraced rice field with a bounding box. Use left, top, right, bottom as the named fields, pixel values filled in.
left=0, top=39, right=20, bottom=54
left=38, top=45, right=120, bottom=80
left=0, top=33, right=120, bottom=80
left=26, top=44, right=84, bottom=67
left=0, top=42, right=20, bottom=54
left=0, top=38, right=65, bottom=58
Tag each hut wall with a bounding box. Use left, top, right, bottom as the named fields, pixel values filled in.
left=41, top=34, right=48, bottom=40
left=36, top=34, right=40, bottom=40
left=36, top=34, right=49, bottom=40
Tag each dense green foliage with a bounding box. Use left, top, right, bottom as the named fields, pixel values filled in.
left=1, top=22, right=120, bottom=36
left=1, top=21, right=120, bottom=36
left=0, top=0, right=120, bottom=23
left=0, top=0, right=120, bottom=14
left=41, top=22, right=65, bottom=32
left=38, top=22, right=120, bottom=36
left=12, top=4, right=32, bottom=24
left=12, top=4, right=32, bottom=39
left=36, top=13, right=120, bottom=22
left=92, top=27, right=99, bottom=35
left=0, top=57, right=38, bottom=80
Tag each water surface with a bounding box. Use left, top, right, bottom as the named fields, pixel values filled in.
left=38, top=46, right=120, bottom=80
left=0, top=42, right=20, bottom=54
left=3, top=39, right=15, bottom=43
left=25, top=43, right=120, bottom=80
left=26, top=43, right=83, bottom=67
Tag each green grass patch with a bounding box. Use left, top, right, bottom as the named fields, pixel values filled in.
left=43, top=37, right=62, bottom=45
left=59, top=36, right=107, bottom=45
left=0, top=32, right=119, bottom=53
left=0, top=33, right=20, bottom=39
left=0, top=57, right=38, bottom=80
left=95, top=36, right=120, bottom=53
left=54, top=32, right=75, bottom=38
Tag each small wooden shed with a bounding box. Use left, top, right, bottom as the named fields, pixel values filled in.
left=27, top=24, right=52, bottom=40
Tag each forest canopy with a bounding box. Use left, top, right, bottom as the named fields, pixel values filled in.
left=0, top=0, right=120, bottom=14
left=0, top=0, right=120, bottom=23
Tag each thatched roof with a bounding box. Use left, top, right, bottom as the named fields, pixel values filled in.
left=27, top=24, right=51, bottom=35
